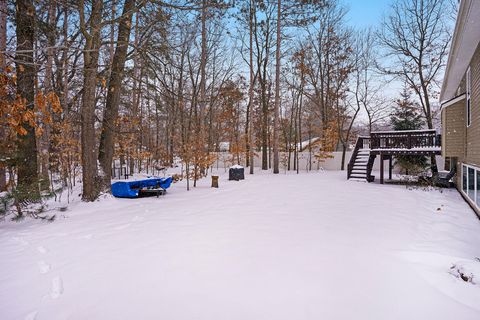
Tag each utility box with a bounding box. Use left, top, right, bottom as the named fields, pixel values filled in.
left=229, top=165, right=245, bottom=181
left=211, top=175, right=219, bottom=188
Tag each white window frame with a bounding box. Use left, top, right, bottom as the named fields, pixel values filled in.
left=466, top=67, right=471, bottom=127
left=461, top=163, right=479, bottom=210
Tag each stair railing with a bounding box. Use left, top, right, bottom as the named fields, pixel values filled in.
left=347, top=136, right=368, bottom=179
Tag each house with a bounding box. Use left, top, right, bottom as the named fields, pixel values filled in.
left=298, top=137, right=321, bottom=152
left=440, top=0, right=480, bottom=216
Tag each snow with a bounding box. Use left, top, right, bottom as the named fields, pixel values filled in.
left=372, top=147, right=442, bottom=152
left=230, top=164, right=244, bottom=169
left=1, top=171, right=480, bottom=320
left=371, top=129, right=437, bottom=134
left=115, top=174, right=171, bottom=182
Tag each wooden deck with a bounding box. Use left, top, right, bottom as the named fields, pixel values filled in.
left=347, top=130, right=441, bottom=184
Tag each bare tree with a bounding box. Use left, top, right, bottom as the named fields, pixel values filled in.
left=248, top=0, right=255, bottom=174
left=98, top=0, right=137, bottom=191
left=0, top=0, right=7, bottom=191
left=41, top=0, right=58, bottom=189
left=378, top=0, right=452, bottom=178
left=303, top=2, right=349, bottom=142
left=351, top=28, right=389, bottom=133
left=252, top=1, right=275, bottom=170
left=272, top=0, right=281, bottom=173
left=338, top=98, right=360, bottom=170
left=79, top=0, right=104, bottom=201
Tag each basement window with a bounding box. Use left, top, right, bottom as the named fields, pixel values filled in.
left=477, top=170, right=480, bottom=208
left=462, top=164, right=480, bottom=211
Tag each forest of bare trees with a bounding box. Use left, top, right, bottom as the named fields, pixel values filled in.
left=0, top=0, right=453, bottom=211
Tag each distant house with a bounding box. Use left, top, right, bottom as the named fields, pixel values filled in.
left=440, top=0, right=480, bottom=215
left=298, top=137, right=321, bottom=152
left=296, top=137, right=352, bottom=153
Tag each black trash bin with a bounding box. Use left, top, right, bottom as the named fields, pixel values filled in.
left=229, top=165, right=245, bottom=181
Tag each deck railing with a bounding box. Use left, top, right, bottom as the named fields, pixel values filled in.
left=347, top=130, right=441, bottom=181
left=370, top=129, right=441, bottom=151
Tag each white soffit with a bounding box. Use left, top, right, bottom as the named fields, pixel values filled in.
left=440, top=0, right=480, bottom=102
left=441, top=93, right=466, bottom=110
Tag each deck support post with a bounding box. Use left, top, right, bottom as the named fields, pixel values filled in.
left=389, top=156, right=392, bottom=180
left=380, top=154, right=384, bottom=184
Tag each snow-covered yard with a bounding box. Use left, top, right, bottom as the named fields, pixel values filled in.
left=1, top=171, right=480, bottom=320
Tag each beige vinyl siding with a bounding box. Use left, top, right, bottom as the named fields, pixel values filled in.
left=465, top=43, right=480, bottom=167
left=442, top=100, right=466, bottom=158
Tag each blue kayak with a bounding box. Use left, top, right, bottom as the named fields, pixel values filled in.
left=111, top=177, right=173, bottom=198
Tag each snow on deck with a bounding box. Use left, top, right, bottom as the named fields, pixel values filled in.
left=371, top=146, right=442, bottom=152
left=371, top=129, right=437, bottom=134
left=1, top=171, right=480, bottom=320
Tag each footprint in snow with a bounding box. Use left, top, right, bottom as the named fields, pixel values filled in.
left=37, top=246, right=47, bottom=254
left=37, top=261, right=51, bottom=274
left=24, top=311, right=38, bottom=320
left=132, top=216, right=144, bottom=222
left=114, top=223, right=131, bottom=231
left=80, top=234, right=93, bottom=240
left=50, top=276, right=63, bottom=299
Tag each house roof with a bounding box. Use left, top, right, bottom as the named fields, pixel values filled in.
left=440, top=0, right=480, bottom=102
left=298, top=137, right=320, bottom=151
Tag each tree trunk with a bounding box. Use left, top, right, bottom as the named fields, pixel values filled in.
left=308, top=128, right=312, bottom=171
left=39, top=0, right=57, bottom=192
left=98, top=0, right=136, bottom=191
left=0, top=0, right=7, bottom=191
left=422, top=88, right=439, bottom=180
left=130, top=12, right=140, bottom=175
left=288, top=97, right=295, bottom=171
left=297, top=70, right=304, bottom=174
left=80, top=0, right=104, bottom=201
left=15, top=0, right=39, bottom=201
left=268, top=125, right=271, bottom=169
left=272, top=0, right=281, bottom=174
left=109, top=1, right=116, bottom=64
left=61, top=0, right=69, bottom=112
left=248, top=0, right=254, bottom=174
left=340, top=143, right=347, bottom=171
left=245, top=93, right=250, bottom=168
left=198, top=0, right=207, bottom=153
left=261, top=91, right=268, bottom=170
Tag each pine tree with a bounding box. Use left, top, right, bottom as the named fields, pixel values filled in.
left=390, top=85, right=428, bottom=175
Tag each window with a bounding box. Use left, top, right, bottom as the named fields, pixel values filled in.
left=477, top=170, right=480, bottom=207
left=461, top=164, right=480, bottom=211
left=466, top=67, right=471, bottom=127
left=468, top=167, right=475, bottom=201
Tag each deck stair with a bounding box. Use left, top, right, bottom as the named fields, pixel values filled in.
left=347, top=130, right=442, bottom=183
left=349, top=149, right=370, bottom=180
left=347, top=136, right=374, bottom=181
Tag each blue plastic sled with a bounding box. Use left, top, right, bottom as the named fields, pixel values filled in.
left=111, top=177, right=173, bottom=198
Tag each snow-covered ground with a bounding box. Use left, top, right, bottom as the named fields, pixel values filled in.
left=1, top=171, right=480, bottom=320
